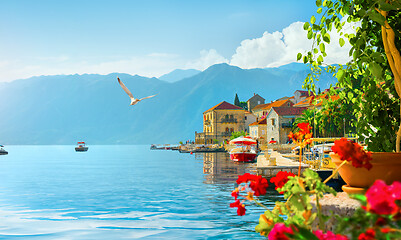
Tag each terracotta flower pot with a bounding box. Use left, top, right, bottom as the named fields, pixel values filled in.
left=330, top=152, right=401, bottom=189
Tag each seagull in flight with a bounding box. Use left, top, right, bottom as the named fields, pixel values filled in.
left=117, top=77, right=157, bottom=106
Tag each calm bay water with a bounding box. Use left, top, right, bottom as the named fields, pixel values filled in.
left=0, top=145, right=282, bottom=239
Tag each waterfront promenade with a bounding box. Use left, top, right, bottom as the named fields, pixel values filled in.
left=256, top=150, right=309, bottom=177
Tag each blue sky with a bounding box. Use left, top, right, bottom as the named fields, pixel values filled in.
left=0, top=0, right=350, bottom=82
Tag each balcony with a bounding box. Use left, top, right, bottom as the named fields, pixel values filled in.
left=281, top=122, right=294, bottom=128
left=220, top=118, right=237, bottom=124
left=221, top=132, right=232, bottom=137
left=204, top=120, right=211, bottom=126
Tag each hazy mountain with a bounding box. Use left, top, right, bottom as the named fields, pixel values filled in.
left=0, top=63, right=337, bottom=145
left=159, top=69, right=201, bottom=83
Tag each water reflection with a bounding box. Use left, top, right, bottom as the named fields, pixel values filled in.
left=201, top=152, right=257, bottom=184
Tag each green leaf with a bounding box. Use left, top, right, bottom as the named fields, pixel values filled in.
left=317, top=7, right=322, bottom=14
left=367, top=11, right=386, bottom=26
left=297, top=53, right=302, bottom=61
left=323, top=33, right=330, bottom=43
left=369, top=62, right=383, bottom=79
left=317, top=55, right=323, bottom=64
left=316, top=0, right=322, bottom=7
left=303, top=55, right=308, bottom=64
left=348, top=92, right=354, bottom=99
left=311, top=15, right=316, bottom=24
left=339, top=38, right=345, bottom=47
left=336, top=69, right=345, bottom=82
left=303, top=22, right=310, bottom=30
left=379, top=2, right=397, bottom=11
left=319, top=43, right=325, bottom=53
left=307, top=30, right=313, bottom=39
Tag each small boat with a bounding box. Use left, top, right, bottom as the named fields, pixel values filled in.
left=0, top=145, right=8, bottom=155
left=229, top=137, right=257, bottom=162
left=75, top=142, right=88, bottom=152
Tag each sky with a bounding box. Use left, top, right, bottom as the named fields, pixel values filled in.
left=0, top=0, right=352, bottom=82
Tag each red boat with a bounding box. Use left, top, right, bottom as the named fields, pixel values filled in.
left=229, top=137, right=257, bottom=162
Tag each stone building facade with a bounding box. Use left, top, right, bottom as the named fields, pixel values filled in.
left=246, top=93, right=265, bottom=112
left=195, top=101, right=246, bottom=144
left=265, top=107, right=307, bottom=144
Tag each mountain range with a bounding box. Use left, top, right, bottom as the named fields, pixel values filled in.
left=0, top=63, right=337, bottom=145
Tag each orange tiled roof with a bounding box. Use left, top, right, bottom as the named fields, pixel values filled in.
left=204, top=101, right=243, bottom=113
left=271, top=107, right=307, bottom=116
left=315, top=95, right=340, bottom=107
left=252, top=103, right=270, bottom=111
left=253, top=99, right=293, bottom=111
left=294, top=96, right=315, bottom=107
left=249, top=118, right=267, bottom=126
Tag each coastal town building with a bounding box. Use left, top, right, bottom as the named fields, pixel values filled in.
left=245, top=111, right=257, bottom=133
left=249, top=117, right=267, bottom=145
left=265, top=106, right=307, bottom=144
left=252, top=98, right=294, bottom=118
left=195, top=101, right=246, bottom=144
left=291, top=90, right=314, bottom=104
left=246, top=93, right=265, bottom=112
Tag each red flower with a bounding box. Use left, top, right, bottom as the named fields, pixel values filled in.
left=331, top=138, right=372, bottom=170
left=358, top=228, right=375, bottom=240
left=298, top=122, right=311, bottom=134
left=229, top=200, right=246, bottom=216
left=375, top=217, right=387, bottom=226
left=231, top=189, right=239, bottom=200
left=236, top=173, right=258, bottom=184
left=313, top=230, right=349, bottom=240
left=236, top=173, right=269, bottom=196
left=268, top=223, right=294, bottom=240
left=249, top=175, right=269, bottom=196
left=270, top=171, right=295, bottom=193
left=380, top=228, right=392, bottom=233
left=366, top=180, right=401, bottom=215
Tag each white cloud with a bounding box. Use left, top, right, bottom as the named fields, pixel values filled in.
left=185, top=49, right=229, bottom=70
left=230, top=21, right=353, bottom=69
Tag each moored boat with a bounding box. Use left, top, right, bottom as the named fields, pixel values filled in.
left=0, top=145, right=8, bottom=155
left=229, top=137, right=257, bottom=162
left=75, top=142, right=88, bottom=152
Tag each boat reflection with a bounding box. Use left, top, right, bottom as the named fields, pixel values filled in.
left=201, top=152, right=257, bottom=184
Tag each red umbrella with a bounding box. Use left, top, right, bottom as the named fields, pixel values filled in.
left=229, top=136, right=256, bottom=145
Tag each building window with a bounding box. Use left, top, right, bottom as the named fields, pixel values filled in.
left=230, top=128, right=234, bottom=132
left=262, top=130, right=265, bottom=134
left=245, top=116, right=247, bottom=120
left=271, top=119, right=275, bottom=126
left=258, top=101, right=260, bottom=104
left=226, top=127, right=229, bottom=132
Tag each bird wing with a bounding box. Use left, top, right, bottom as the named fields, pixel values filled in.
left=117, top=77, right=134, bottom=99
left=139, top=94, right=157, bottom=101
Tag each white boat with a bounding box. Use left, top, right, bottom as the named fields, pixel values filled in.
left=0, top=145, right=8, bottom=155
left=229, top=137, right=258, bottom=162
left=75, top=142, right=88, bottom=152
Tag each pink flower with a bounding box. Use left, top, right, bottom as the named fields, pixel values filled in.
left=268, top=223, right=294, bottom=240
left=313, top=230, right=349, bottom=240
left=366, top=180, right=401, bottom=215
